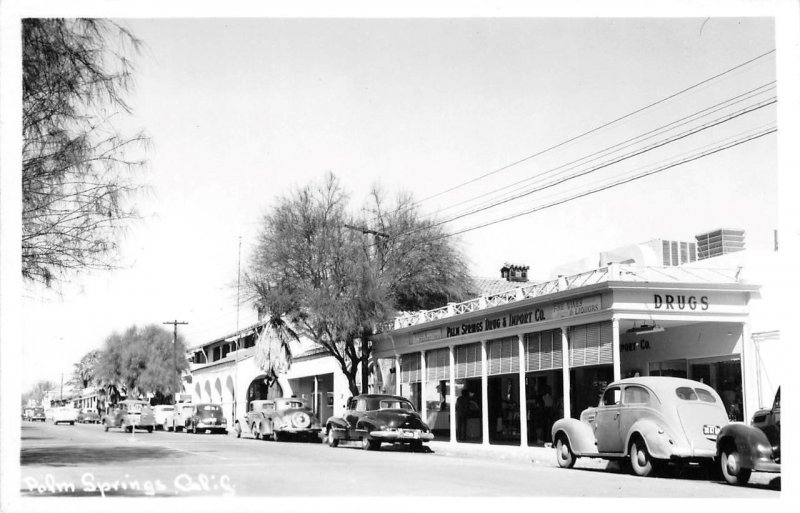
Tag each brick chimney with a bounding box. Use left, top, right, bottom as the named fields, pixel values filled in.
left=500, top=263, right=529, bottom=282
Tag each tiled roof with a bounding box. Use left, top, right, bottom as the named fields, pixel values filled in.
left=469, top=276, right=519, bottom=297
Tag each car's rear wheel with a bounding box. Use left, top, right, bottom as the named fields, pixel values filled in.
left=273, top=429, right=282, bottom=442
left=327, top=427, right=339, bottom=447
left=191, top=423, right=198, bottom=434
left=146, top=426, right=153, bottom=433
left=629, top=438, right=655, bottom=477
left=555, top=436, right=576, bottom=469
left=720, top=447, right=751, bottom=485
left=103, top=420, right=109, bottom=432
left=234, top=421, right=241, bottom=438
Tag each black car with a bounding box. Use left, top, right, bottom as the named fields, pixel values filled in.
left=325, top=394, right=433, bottom=451
left=716, top=387, right=780, bottom=485
left=185, top=403, right=228, bottom=434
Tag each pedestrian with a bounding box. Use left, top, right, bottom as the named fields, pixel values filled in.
left=455, top=389, right=470, bottom=441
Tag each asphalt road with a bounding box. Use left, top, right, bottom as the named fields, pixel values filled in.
left=19, top=420, right=780, bottom=499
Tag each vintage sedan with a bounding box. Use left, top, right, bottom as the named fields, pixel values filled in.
left=551, top=377, right=729, bottom=476
left=168, top=403, right=195, bottom=432
left=102, top=400, right=156, bottom=433
left=52, top=406, right=80, bottom=425
left=239, top=398, right=322, bottom=442
left=185, top=403, right=228, bottom=434
left=717, top=387, right=780, bottom=485
left=77, top=407, right=101, bottom=424
left=325, top=394, right=433, bottom=451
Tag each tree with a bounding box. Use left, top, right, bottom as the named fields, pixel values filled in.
left=67, top=349, right=101, bottom=389
left=21, top=380, right=57, bottom=407
left=22, top=18, right=147, bottom=286
left=95, top=324, right=188, bottom=400
left=252, top=316, right=297, bottom=388
left=247, top=173, right=472, bottom=396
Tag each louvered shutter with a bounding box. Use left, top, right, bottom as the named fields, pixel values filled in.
left=569, top=322, right=614, bottom=367
left=400, top=353, right=422, bottom=383
left=455, top=343, right=481, bottom=378
left=525, top=329, right=563, bottom=371
left=425, top=348, right=450, bottom=381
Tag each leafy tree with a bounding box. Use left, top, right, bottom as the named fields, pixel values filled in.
left=22, top=18, right=147, bottom=286
left=95, top=324, right=188, bottom=400
left=252, top=316, right=297, bottom=389
left=247, top=173, right=472, bottom=396
left=67, top=349, right=101, bottom=389
left=21, top=380, right=57, bottom=407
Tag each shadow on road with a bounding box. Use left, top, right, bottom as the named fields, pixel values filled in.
left=21, top=445, right=187, bottom=467
left=20, top=425, right=53, bottom=442
left=574, top=461, right=780, bottom=491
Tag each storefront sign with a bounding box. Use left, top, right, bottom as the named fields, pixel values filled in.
left=445, top=308, right=545, bottom=338
left=551, top=295, right=601, bottom=319
left=653, top=293, right=709, bottom=311
left=411, top=328, right=443, bottom=345
left=620, top=339, right=651, bottom=352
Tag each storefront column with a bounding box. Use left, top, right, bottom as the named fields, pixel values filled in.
left=420, top=350, right=427, bottom=422
left=612, top=318, right=621, bottom=381
left=313, top=375, right=319, bottom=417
left=480, top=340, right=490, bottom=446
left=394, top=355, right=401, bottom=396
left=741, top=320, right=757, bottom=422
left=561, top=327, right=571, bottom=419
left=517, top=334, right=528, bottom=447
left=449, top=345, right=457, bottom=444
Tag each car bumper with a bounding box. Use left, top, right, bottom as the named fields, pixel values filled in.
left=276, top=428, right=321, bottom=434
left=370, top=429, right=434, bottom=442
left=196, top=422, right=227, bottom=429
left=668, top=447, right=717, bottom=460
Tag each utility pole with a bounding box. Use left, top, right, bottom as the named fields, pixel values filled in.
left=163, top=320, right=188, bottom=401
left=234, top=236, right=242, bottom=423
left=343, top=224, right=389, bottom=394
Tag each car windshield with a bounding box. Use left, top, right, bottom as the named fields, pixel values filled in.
left=201, top=405, right=221, bottom=411
left=675, top=387, right=717, bottom=403
left=379, top=399, right=415, bottom=411
left=281, top=401, right=304, bottom=409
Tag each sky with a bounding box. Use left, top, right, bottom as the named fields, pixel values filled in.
left=7, top=13, right=784, bottom=391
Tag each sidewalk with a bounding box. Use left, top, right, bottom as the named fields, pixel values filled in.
left=426, top=440, right=610, bottom=470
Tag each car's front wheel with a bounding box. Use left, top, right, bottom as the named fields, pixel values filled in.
left=234, top=421, right=241, bottom=438
left=555, top=436, right=576, bottom=469
left=103, top=420, right=109, bottom=432
left=629, top=438, right=655, bottom=477
left=720, top=447, right=752, bottom=485
left=252, top=423, right=261, bottom=440
left=361, top=436, right=380, bottom=451
left=327, top=427, right=339, bottom=448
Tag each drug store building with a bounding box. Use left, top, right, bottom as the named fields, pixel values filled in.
left=371, top=263, right=761, bottom=448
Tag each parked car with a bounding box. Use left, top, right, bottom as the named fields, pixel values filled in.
left=168, top=403, right=195, bottom=432
left=717, top=387, right=780, bottom=485
left=185, top=403, right=228, bottom=434
left=551, top=377, right=729, bottom=476
left=30, top=407, right=46, bottom=422
left=152, top=404, right=175, bottom=430
left=77, top=407, right=101, bottom=424
left=22, top=407, right=35, bottom=421
left=325, top=394, right=433, bottom=451
left=102, top=400, right=155, bottom=433
left=238, top=398, right=321, bottom=442
left=52, top=406, right=80, bottom=425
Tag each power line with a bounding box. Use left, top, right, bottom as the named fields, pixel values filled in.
left=401, top=97, right=776, bottom=237
left=427, top=126, right=776, bottom=242
left=376, top=49, right=776, bottom=220
left=426, top=82, right=776, bottom=221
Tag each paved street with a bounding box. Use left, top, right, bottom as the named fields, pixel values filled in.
left=19, top=421, right=779, bottom=499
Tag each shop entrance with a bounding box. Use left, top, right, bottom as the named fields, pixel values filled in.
left=246, top=377, right=283, bottom=412
left=488, top=375, right=520, bottom=445
left=525, top=370, right=562, bottom=445
left=454, top=378, right=482, bottom=443
left=569, top=365, right=614, bottom=419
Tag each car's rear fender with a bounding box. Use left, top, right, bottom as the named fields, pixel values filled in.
left=326, top=417, right=349, bottom=438
left=717, top=422, right=775, bottom=470
left=626, top=419, right=675, bottom=459
left=551, top=418, right=597, bottom=455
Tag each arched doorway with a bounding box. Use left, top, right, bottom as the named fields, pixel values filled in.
left=246, top=376, right=284, bottom=411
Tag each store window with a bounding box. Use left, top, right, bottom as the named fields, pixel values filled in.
left=649, top=359, right=687, bottom=377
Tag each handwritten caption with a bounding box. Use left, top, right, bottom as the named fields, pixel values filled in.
left=23, top=472, right=235, bottom=497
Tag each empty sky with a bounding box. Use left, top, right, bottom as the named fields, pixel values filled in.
left=7, top=12, right=784, bottom=389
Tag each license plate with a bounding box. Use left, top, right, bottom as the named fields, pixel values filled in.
left=703, top=425, right=720, bottom=436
